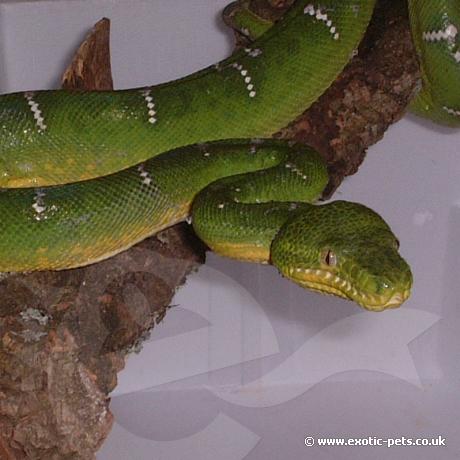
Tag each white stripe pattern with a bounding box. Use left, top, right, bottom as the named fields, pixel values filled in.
left=423, top=24, right=457, bottom=43
left=304, top=4, right=340, bottom=40
left=443, top=106, right=460, bottom=117
left=285, top=162, right=308, bottom=180
left=244, top=47, right=263, bottom=58
left=32, top=189, right=46, bottom=219
left=24, top=92, right=47, bottom=132
left=232, top=63, right=256, bottom=98
left=137, top=163, right=153, bottom=186
left=140, top=88, right=157, bottom=124
left=422, top=24, right=460, bottom=63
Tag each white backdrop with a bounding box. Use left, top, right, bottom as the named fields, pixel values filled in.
left=1, top=1, right=459, bottom=459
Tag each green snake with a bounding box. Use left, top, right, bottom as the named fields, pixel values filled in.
left=0, top=0, right=457, bottom=309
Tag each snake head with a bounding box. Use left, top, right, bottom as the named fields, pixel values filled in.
left=271, top=201, right=413, bottom=311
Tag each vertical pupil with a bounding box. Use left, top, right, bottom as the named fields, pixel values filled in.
left=325, top=250, right=335, bottom=266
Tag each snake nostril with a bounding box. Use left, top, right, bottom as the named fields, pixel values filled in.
left=375, top=279, right=394, bottom=296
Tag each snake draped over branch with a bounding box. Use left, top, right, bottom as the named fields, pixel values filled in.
left=0, top=0, right=457, bottom=310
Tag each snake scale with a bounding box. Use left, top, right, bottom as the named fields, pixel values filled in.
left=0, top=0, right=457, bottom=310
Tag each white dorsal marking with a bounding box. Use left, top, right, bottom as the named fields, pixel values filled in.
left=137, top=163, right=153, bottom=186
left=32, top=189, right=46, bottom=219
left=285, top=161, right=309, bottom=180
left=244, top=47, right=263, bottom=58
left=423, top=23, right=458, bottom=43
left=231, top=63, right=256, bottom=98
left=423, top=24, right=460, bottom=63
left=304, top=4, right=340, bottom=40
left=140, top=88, right=157, bottom=124
left=443, top=106, right=460, bottom=117
left=24, top=92, right=47, bottom=132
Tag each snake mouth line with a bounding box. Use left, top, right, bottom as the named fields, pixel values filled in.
left=286, top=267, right=410, bottom=311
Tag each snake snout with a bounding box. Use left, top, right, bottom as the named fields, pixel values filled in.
left=357, top=274, right=410, bottom=310
left=353, top=248, right=413, bottom=310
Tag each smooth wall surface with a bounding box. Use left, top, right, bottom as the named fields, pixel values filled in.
left=1, top=2, right=459, bottom=459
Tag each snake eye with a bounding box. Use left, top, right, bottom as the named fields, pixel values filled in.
left=323, top=249, right=337, bottom=267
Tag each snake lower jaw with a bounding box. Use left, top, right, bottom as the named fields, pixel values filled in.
left=285, top=268, right=411, bottom=311
left=208, top=241, right=271, bottom=264
left=372, top=289, right=411, bottom=312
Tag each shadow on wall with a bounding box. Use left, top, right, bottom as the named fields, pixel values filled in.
left=405, top=113, right=460, bottom=136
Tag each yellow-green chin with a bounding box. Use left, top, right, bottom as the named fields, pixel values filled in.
left=286, top=267, right=410, bottom=312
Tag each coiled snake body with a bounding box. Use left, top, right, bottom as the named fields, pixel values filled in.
left=0, top=0, right=457, bottom=309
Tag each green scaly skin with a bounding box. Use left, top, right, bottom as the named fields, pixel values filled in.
left=408, top=0, right=460, bottom=126
left=270, top=202, right=412, bottom=311
left=0, top=141, right=293, bottom=272
left=0, top=0, right=376, bottom=188
left=0, top=0, right=420, bottom=309
left=229, top=0, right=460, bottom=127
left=0, top=140, right=412, bottom=310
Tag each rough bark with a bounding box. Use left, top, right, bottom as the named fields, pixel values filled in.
left=61, top=18, right=114, bottom=91
left=0, top=19, right=205, bottom=460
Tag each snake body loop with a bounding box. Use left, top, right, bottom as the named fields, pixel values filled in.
left=0, top=140, right=412, bottom=310
left=2, top=0, right=457, bottom=308
left=408, top=0, right=460, bottom=126
left=0, top=0, right=376, bottom=188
